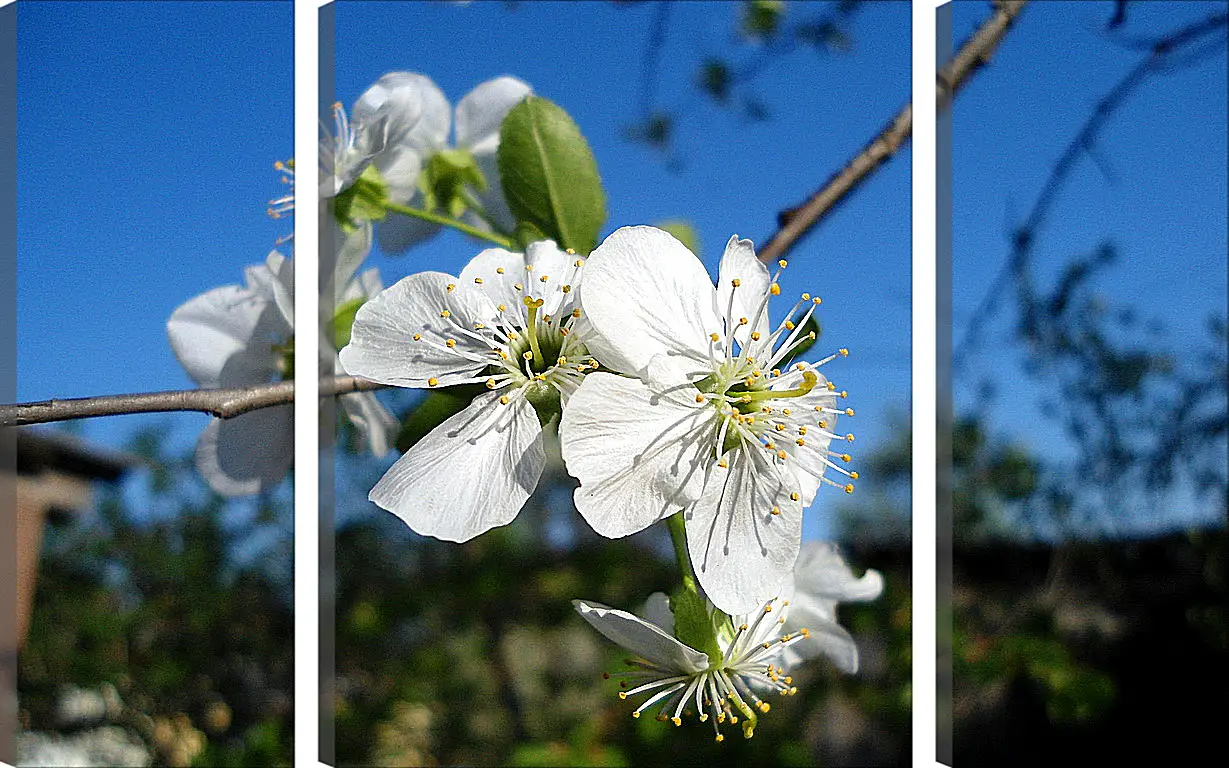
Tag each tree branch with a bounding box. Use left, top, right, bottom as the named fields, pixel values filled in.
left=952, top=9, right=1228, bottom=365
left=757, top=0, right=1028, bottom=264
left=0, top=376, right=387, bottom=428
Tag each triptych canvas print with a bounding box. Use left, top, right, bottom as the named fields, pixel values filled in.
left=2, top=2, right=1225, bottom=766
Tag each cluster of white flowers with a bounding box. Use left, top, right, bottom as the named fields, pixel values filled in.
left=167, top=68, right=883, bottom=741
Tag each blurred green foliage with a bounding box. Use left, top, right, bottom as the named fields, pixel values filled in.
left=19, top=424, right=293, bottom=766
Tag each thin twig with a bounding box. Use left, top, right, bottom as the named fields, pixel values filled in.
left=952, top=9, right=1228, bottom=365
left=757, top=0, right=1028, bottom=264
left=0, top=376, right=387, bottom=428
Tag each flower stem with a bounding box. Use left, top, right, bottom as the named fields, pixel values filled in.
left=384, top=200, right=515, bottom=249
left=666, top=512, right=698, bottom=594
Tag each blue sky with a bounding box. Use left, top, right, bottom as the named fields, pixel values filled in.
left=951, top=1, right=1228, bottom=533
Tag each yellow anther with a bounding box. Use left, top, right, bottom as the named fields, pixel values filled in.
left=710, top=332, right=720, bottom=342
left=699, top=714, right=709, bottom=722
left=574, top=258, right=584, bottom=267
left=671, top=717, right=682, bottom=726
left=496, top=267, right=505, bottom=274
left=796, top=439, right=805, bottom=447
left=826, top=382, right=837, bottom=391
left=566, top=247, right=576, bottom=255
left=751, top=331, right=761, bottom=341
left=500, top=395, right=510, bottom=405
left=497, top=303, right=507, bottom=312
left=808, top=331, right=817, bottom=340
left=845, top=408, right=855, bottom=416
left=562, top=284, right=572, bottom=293
left=557, top=356, right=568, bottom=365
left=800, top=627, right=810, bottom=637
left=696, top=393, right=706, bottom=403
left=812, top=297, right=822, bottom=305
left=412, top=333, right=422, bottom=341
left=795, top=362, right=807, bottom=371
left=770, top=283, right=781, bottom=296
left=445, top=339, right=456, bottom=348
left=790, top=492, right=800, bottom=501
left=850, top=471, right=860, bottom=480
left=474, top=277, right=484, bottom=284
left=819, top=419, right=828, bottom=428
left=839, top=348, right=849, bottom=357
left=446, top=283, right=456, bottom=293
left=474, top=323, right=485, bottom=330
left=801, top=292, right=811, bottom=300
left=764, top=442, right=775, bottom=450
left=497, top=350, right=509, bottom=360
left=715, top=734, right=725, bottom=743
left=771, top=506, right=781, bottom=516
left=539, top=275, right=549, bottom=283
left=774, top=423, right=786, bottom=432
left=439, top=309, right=451, bottom=318
left=784, top=320, right=796, bottom=330
left=485, top=379, right=497, bottom=389
left=844, top=483, right=855, bottom=494
left=523, top=351, right=534, bottom=361
left=759, top=702, right=771, bottom=713
left=618, top=692, right=628, bottom=700
left=778, top=259, right=788, bottom=268
left=718, top=459, right=729, bottom=468
left=841, top=453, right=851, bottom=462
left=772, top=368, right=781, bottom=377
left=427, top=377, right=439, bottom=387
left=840, top=390, right=848, bottom=398
left=746, top=356, right=755, bottom=363
left=514, top=282, right=523, bottom=290
left=631, top=711, right=641, bottom=719
left=798, top=426, right=808, bottom=435
left=731, top=278, right=742, bottom=288
left=739, top=317, right=749, bottom=326
left=776, top=450, right=788, bottom=460
left=846, top=433, right=855, bottom=442
left=782, top=408, right=791, bottom=415
left=572, top=308, right=582, bottom=318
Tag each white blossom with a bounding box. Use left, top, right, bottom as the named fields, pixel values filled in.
left=168, top=251, right=396, bottom=496
left=574, top=594, right=807, bottom=742
left=338, top=240, right=596, bottom=542
left=323, top=72, right=531, bottom=252
left=560, top=226, right=857, bottom=615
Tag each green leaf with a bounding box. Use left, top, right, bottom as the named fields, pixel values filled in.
left=654, top=219, right=700, bottom=256
left=741, top=0, right=785, bottom=40
left=330, top=298, right=366, bottom=350
left=498, top=96, right=606, bottom=254
left=669, top=588, right=723, bottom=667
left=333, top=164, right=389, bottom=231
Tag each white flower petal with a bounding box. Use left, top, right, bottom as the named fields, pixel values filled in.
left=327, top=220, right=373, bottom=303
left=777, top=610, right=861, bottom=673
left=639, top=592, right=675, bottom=634
left=454, top=76, right=532, bottom=156
left=339, top=272, right=496, bottom=387
left=457, top=246, right=532, bottom=320
left=354, top=71, right=450, bottom=162
left=338, top=389, right=398, bottom=457
left=375, top=146, right=427, bottom=203
left=685, top=449, right=802, bottom=615
left=573, top=600, right=710, bottom=675
left=794, top=541, right=885, bottom=604
left=167, top=285, right=282, bottom=389
left=467, top=150, right=517, bottom=233
left=368, top=391, right=544, bottom=542
left=716, top=235, right=771, bottom=348
left=195, top=406, right=294, bottom=497
left=560, top=373, right=715, bottom=538
left=579, top=226, right=722, bottom=381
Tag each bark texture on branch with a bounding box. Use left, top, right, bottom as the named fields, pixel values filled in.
left=757, top=0, right=1028, bottom=264
left=0, top=376, right=386, bottom=428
